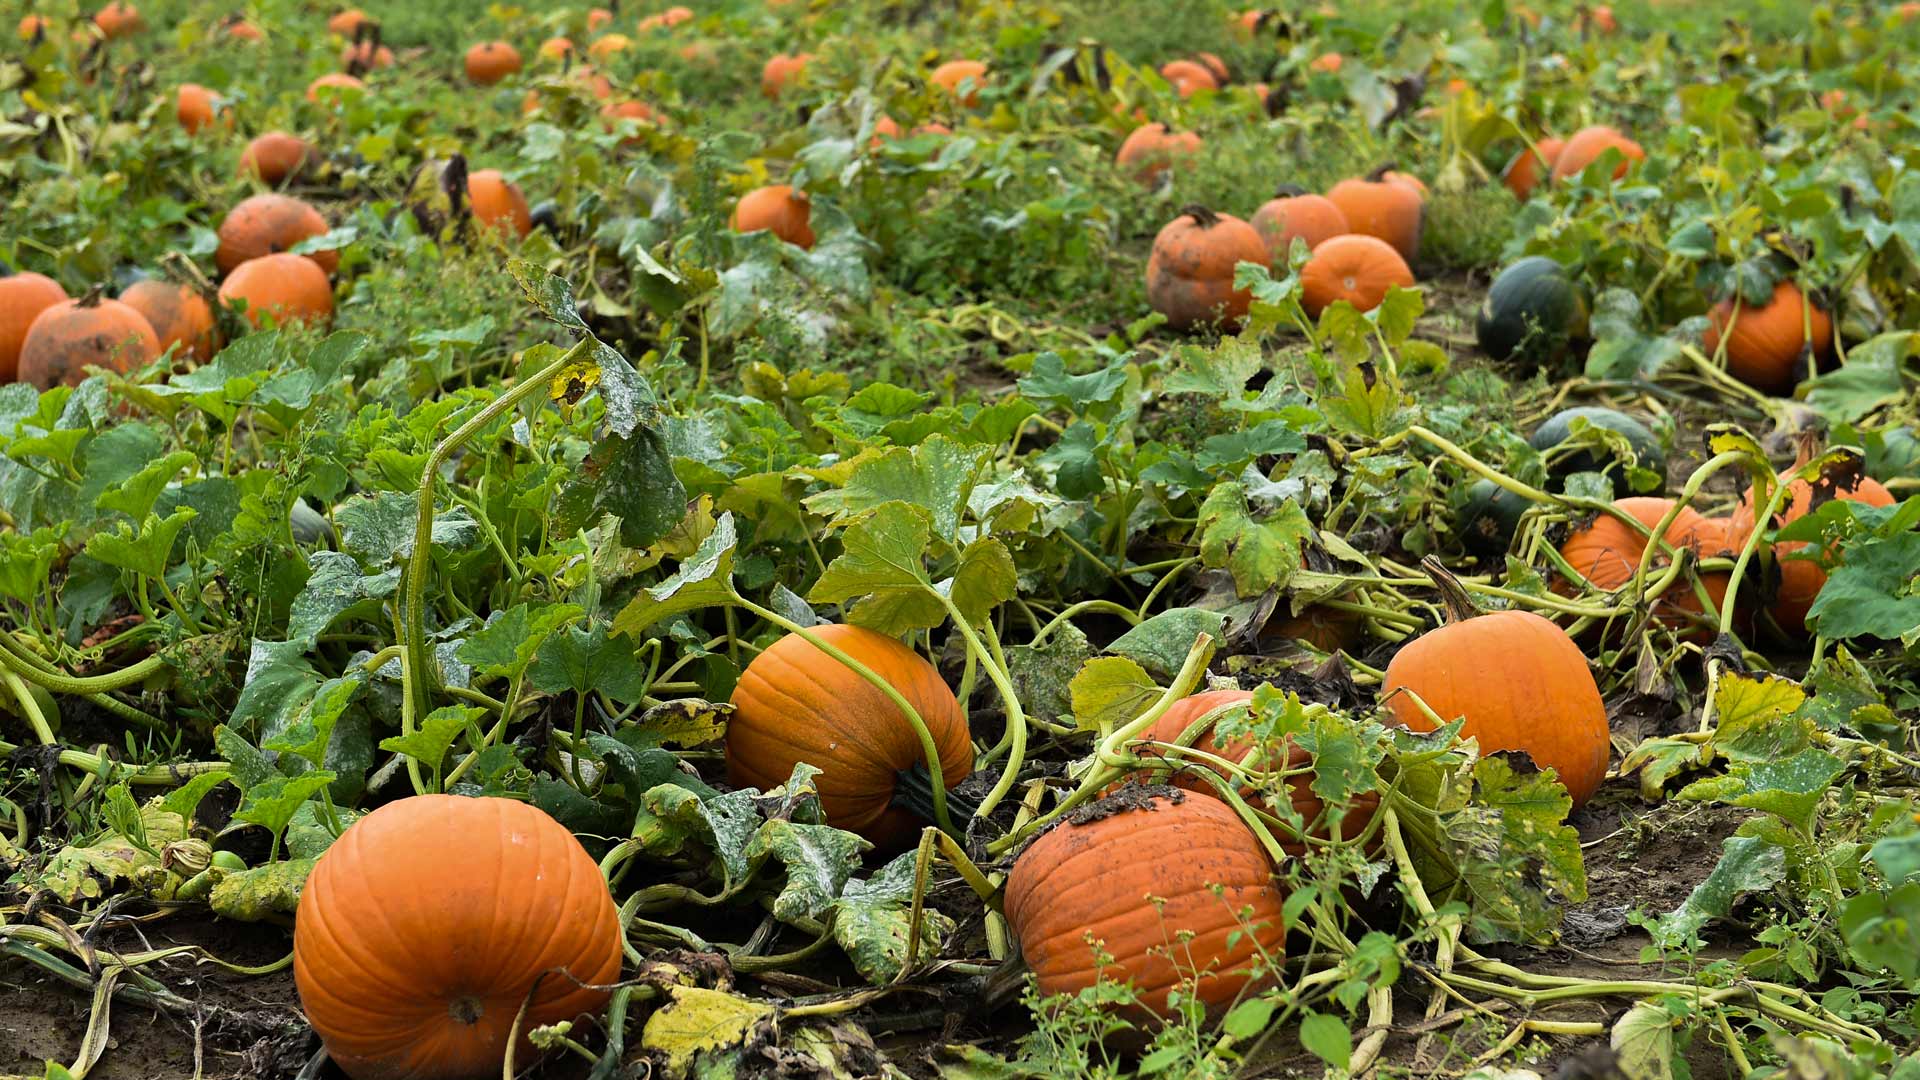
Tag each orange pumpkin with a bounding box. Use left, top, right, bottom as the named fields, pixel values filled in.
left=121, top=279, right=219, bottom=362
left=1556, top=497, right=1738, bottom=637
left=1309, top=52, right=1343, bottom=74
left=869, top=113, right=902, bottom=146
left=538, top=36, right=575, bottom=60
left=1158, top=59, right=1218, bottom=98
left=176, top=84, right=226, bottom=134
left=587, top=7, right=614, bottom=30
left=1115, top=123, right=1201, bottom=186
left=219, top=253, right=335, bottom=329
left=1501, top=136, right=1564, bottom=200
left=1550, top=125, right=1644, bottom=181
left=307, top=73, right=366, bottom=103
left=1326, top=169, right=1424, bottom=262
left=1383, top=562, right=1610, bottom=809
left=17, top=291, right=161, bottom=390
left=1263, top=605, right=1364, bottom=654
left=216, top=194, right=336, bottom=277
left=294, top=795, right=623, bottom=1080
left=1196, top=52, right=1230, bottom=83
left=1586, top=4, right=1618, bottom=32
left=1299, top=234, right=1415, bottom=316
left=341, top=39, right=394, bottom=72
left=1251, top=191, right=1349, bottom=259
left=93, top=2, right=142, bottom=38
left=464, top=41, right=522, bottom=85
left=1702, top=281, right=1832, bottom=395
left=467, top=170, right=532, bottom=239
left=19, top=15, right=52, bottom=40
left=223, top=17, right=263, bottom=41
left=587, top=33, right=629, bottom=60
left=1004, top=794, right=1287, bottom=1023
left=931, top=59, right=988, bottom=106
left=326, top=9, right=369, bottom=35
left=239, top=132, right=316, bottom=186
left=601, top=100, right=660, bottom=147
left=1730, top=457, right=1894, bottom=635
left=0, top=271, right=70, bottom=384
left=761, top=52, right=812, bottom=98
left=1145, top=206, right=1270, bottom=331
left=727, top=624, right=974, bottom=849
left=730, top=185, right=815, bottom=249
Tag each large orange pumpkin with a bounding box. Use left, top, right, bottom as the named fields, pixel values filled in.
left=1326, top=170, right=1424, bottom=262
left=467, top=170, right=532, bottom=239
left=1702, top=281, right=1832, bottom=395
left=1004, top=794, right=1287, bottom=1022
left=1501, top=136, right=1564, bottom=200
left=727, top=624, right=974, bottom=849
left=216, top=194, right=336, bottom=277
left=930, top=59, right=988, bottom=105
left=121, top=279, right=219, bottom=362
left=294, top=795, right=623, bottom=1080
left=219, top=253, right=334, bottom=329
left=0, top=270, right=70, bottom=384
left=1299, top=234, right=1415, bottom=316
left=1383, top=562, right=1610, bottom=810
left=1550, top=125, right=1644, bottom=181
left=761, top=52, right=812, bottom=98
left=1115, top=123, right=1201, bottom=186
left=1730, top=457, right=1894, bottom=635
left=1145, top=206, right=1270, bottom=331
left=730, top=185, right=815, bottom=249
left=464, top=41, right=522, bottom=85
left=1158, top=59, right=1218, bottom=97
left=239, top=132, right=316, bottom=187
left=17, top=291, right=161, bottom=389
left=1130, top=690, right=1378, bottom=856
left=1249, top=190, right=1349, bottom=259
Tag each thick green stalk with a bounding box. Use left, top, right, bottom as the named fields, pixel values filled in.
left=0, top=634, right=166, bottom=696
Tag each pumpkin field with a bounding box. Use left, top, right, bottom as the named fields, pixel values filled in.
left=5, top=0, right=1920, bottom=1076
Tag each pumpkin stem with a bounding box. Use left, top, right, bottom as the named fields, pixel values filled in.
left=1791, top=427, right=1824, bottom=470
left=1419, top=556, right=1482, bottom=625
left=894, top=763, right=978, bottom=826
left=161, top=250, right=219, bottom=307
left=76, top=284, right=107, bottom=309
left=1366, top=162, right=1398, bottom=183
left=1272, top=182, right=1307, bottom=199
left=1179, top=203, right=1220, bottom=229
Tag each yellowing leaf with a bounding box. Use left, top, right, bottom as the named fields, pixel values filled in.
left=642, top=986, right=777, bottom=1078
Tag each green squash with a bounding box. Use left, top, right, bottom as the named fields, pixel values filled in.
left=1476, top=256, right=1588, bottom=365
left=1457, top=478, right=1532, bottom=560
left=1529, top=406, right=1665, bottom=495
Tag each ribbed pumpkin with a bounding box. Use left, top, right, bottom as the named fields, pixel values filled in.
left=1131, top=690, right=1379, bottom=856
left=730, top=185, right=815, bottom=249
left=1731, top=453, right=1894, bottom=635
left=122, top=279, right=219, bottom=362
left=17, top=291, right=161, bottom=390
left=1550, top=125, right=1644, bottom=182
left=216, top=194, right=336, bottom=277
left=1145, top=206, right=1270, bottom=331
left=931, top=59, right=988, bottom=105
left=464, top=41, right=522, bottom=85
left=307, top=73, right=367, bottom=103
left=1249, top=190, right=1348, bottom=259
left=294, top=795, right=623, bottom=1080
left=1158, top=59, right=1218, bottom=97
left=1501, top=136, right=1564, bottom=200
left=0, top=270, right=70, bottom=384
left=1115, top=123, right=1201, bottom=186
left=219, top=253, right=334, bottom=329
left=1326, top=168, right=1424, bottom=262
left=239, top=131, right=315, bottom=186
left=1557, top=497, right=1701, bottom=593
left=727, top=624, right=974, bottom=849
left=1383, top=561, right=1609, bottom=810
left=1003, top=794, right=1287, bottom=1022
left=467, top=170, right=532, bottom=239
left=761, top=52, right=812, bottom=98
left=1299, top=234, right=1415, bottom=317
left=1702, top=281, right=1831, bottom=395
left=221, top=16, right=263, bottom=41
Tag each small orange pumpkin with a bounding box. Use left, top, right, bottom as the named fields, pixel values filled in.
left=216, top=194, right=336, bottom=277
left=219, top=253, right=335, bottom=329
left=730, top=185, right=815, bottom=249
left=467, top=170, right=532, bottom=239
left=93, top=2, right=142, bottom=38
left=222, top=16, right=263, bottom=41
left=587, top=33, right=629, bottom=60
left=0, top=270, right=70, bottom=384
left=1501, top=136, right=1564, bottom=200
left=294, top=795, right=623, bottom=1080
left=1326, top=168, right=1425, bottom=262
left=1550, top=125, right=1644, bottom=181
left=538, top=36, right=575, bottom=60
left=1299, top=234, right=1415, bottom=316
left=601, top=100, right=660, bottom=147
left=121, top=279, right=219, bottom=362
left=1115, top=123, right=1201, bottom=186
left=341, top=39, right=394, bottom=72
left=931, top=59, right=988, bottom=106
left=586, top=7, right=614, bottom=30
left=307, top=73, right=366, bottom=103
left=1310, top=52, right=1343, bottom=74
left=17, top=290, right=161, bottom=390
left=1250, top=189, right=1349, bottom=259
left=1196, top=52, right=1230, bottom=83
left=326, top=9, right=369, bottom=35
left=1556, top=497, right=1738, bottom=637
left=19, top=15, right=53, bottom=40
left=1145, top=205, right=1270, bottom=331
left=465, top=41, right=522, bottom=85
left=1702, top=281, right=1832, bottom=395
left=1158, top=59, right=1218, bottom=98
left=239, top=131, right=316, bottom=187
left=176, top=84, right=227, bottom=134
left=761, top=52, right=812, bottom=98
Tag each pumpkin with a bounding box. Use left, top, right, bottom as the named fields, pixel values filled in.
left=601, top=100, right=660, bottom=147
left=0, top=271, right=70, bottom=384
left=1299, top=234, right=1415, bottom=317
left=727, top=624, right=974, bottom=849
left=730, top=185, right=815, bottom=249
left=1586, top=4, right=1618, bottom=32
left=1557, top=497, right=1701, bottom=593
left=1501, top=136, right=1564, bottom=200
left=762, top=52, right=812, bottom=98
left=870, top=114, right=902, bottom=146
left=1730, top=453, right=1894, bottom=635
left=17, top=290, right=161, bottom=390
left=1249, top=189, right=1349, bottom=259
left=1115, top=123, right=1201, bottom=186
left=19, top=15, right=52, bottom=40
left=1529, top=406, right=1664, bottom=497
left=1263, top=605, right=1365, bottom=654
left=586, top=7, right=614, bottom=30
left=1702, top=281, right=1831, bottom=395
left=1383, top=561, right=1610, bottom=810
left=538, top=36, right=575, bottom=60
left=1131, top=690, right=1378, bottom=855
left=307, top=73, right=366, bottom=103
left=326, top=9, right=369, bottom=35
left=1196, top=52, right=1230, bottom=83
left=93, top=2, right=142, bottom=38
left=1309, top=52, right=1343, bottom=74
left=342, top=40, right=395, bottom=71
left=176, top=84, right=227, bottom=134
left=1550, top=125, right=1644, bottom=181
left=1003, top=793, right=1287, bottom=1023
left=465, top=41, right=522, bottom=85
left=913, top=122, right=952, bottom=137
left=1158, top=59, right=1218, bottom=98
left=223, top=17, right=263, bottom=41
left=1326, top=168, right=1424, bottom=262
left=587, top=33, right=629, bottom=60
left=239, top=132, right=316, bottom=186
left=1457, top=478, right=1531, bottom=561
left=216, top=194, right=336, bottom=277
left=122, top=279, right=219, bottom=362
left=1145, top=205, right=1270, bottom=331
left=294, top=795, right=623, bottom=1080
left=931, top=59, right=988, bottom=106
left=1476, top=256, right=1587, bottom=366
left=219, top=253, right=335, bottom=329
left=467, top=170, right=532, bottom=239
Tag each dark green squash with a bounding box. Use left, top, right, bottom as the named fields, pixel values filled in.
left=1457, top=478, right=1532, bottom=560
left=1476, top=257, right=1588, bottom=365
left=1529, top=406, right=1665, bottom=496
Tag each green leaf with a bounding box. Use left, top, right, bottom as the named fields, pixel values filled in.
left=833, top=850, right=957, bottom=985
left=1007, top=621, right=1089, bottom=730
left=1195, top=419, right=1307, bottom=473
left=1038, top=421, right=1106, bottom=500
left=1610, top=1001, right=1678, bottom=1080
left=1298, top=1012, right=1352, bottom=1071
left=1807, top=532, right=1920, bottom=644
left=84, top=508, right=197, bottom=580
left=559, top=428, right=687, bottom=550
left=229, top=639, right=323, bottom=739
left=808, top=502, right=945, bottom=635
left=804, top=435, right=990, bottom=544
left=943, top=536, right=1016, bottom=627
left=334, top=492, right=481, bottom=568
left=1679, top=747, right=1849, bottom=832
left=1840, top=882, right=1920, bottom=988
left=378, top=705, right=483, bottom=777
left=1708, top=671, right=1810, bottom=763
left=1016, top=352, right=1128, bottom=412
left=611, top=512, right=739, bottom=635
left=1453, top=754, right=1586, bottom=944
left=745, top=819, right=868, bottom=923
left=1370, top=286, right=1424, bottom=346
left=213, top=724, right=278, bottom=790
left=640, top=785, right=763, bottom=890
left=508, top=258, right=589, bottom=331
left=94, top=450, right=194, bottom=522
left=1196, top=484, right=1313, bottom=597
left=1649, top=834, right=1788, bottom=950
left=531, top=622, right=652, bottom=702
left=1105, top=608, right=1227, bottom=679
left=1067, top=656, right=1160, bottom=736
left=286, top=551, right=400, bottom=650
left=232, top=772, right=338, bottom=850
left=456, top=603, right=584, bottom=679
left=1163, top=341, right=1263, bottom=405
left=614, top=700, right=731, bottom=752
